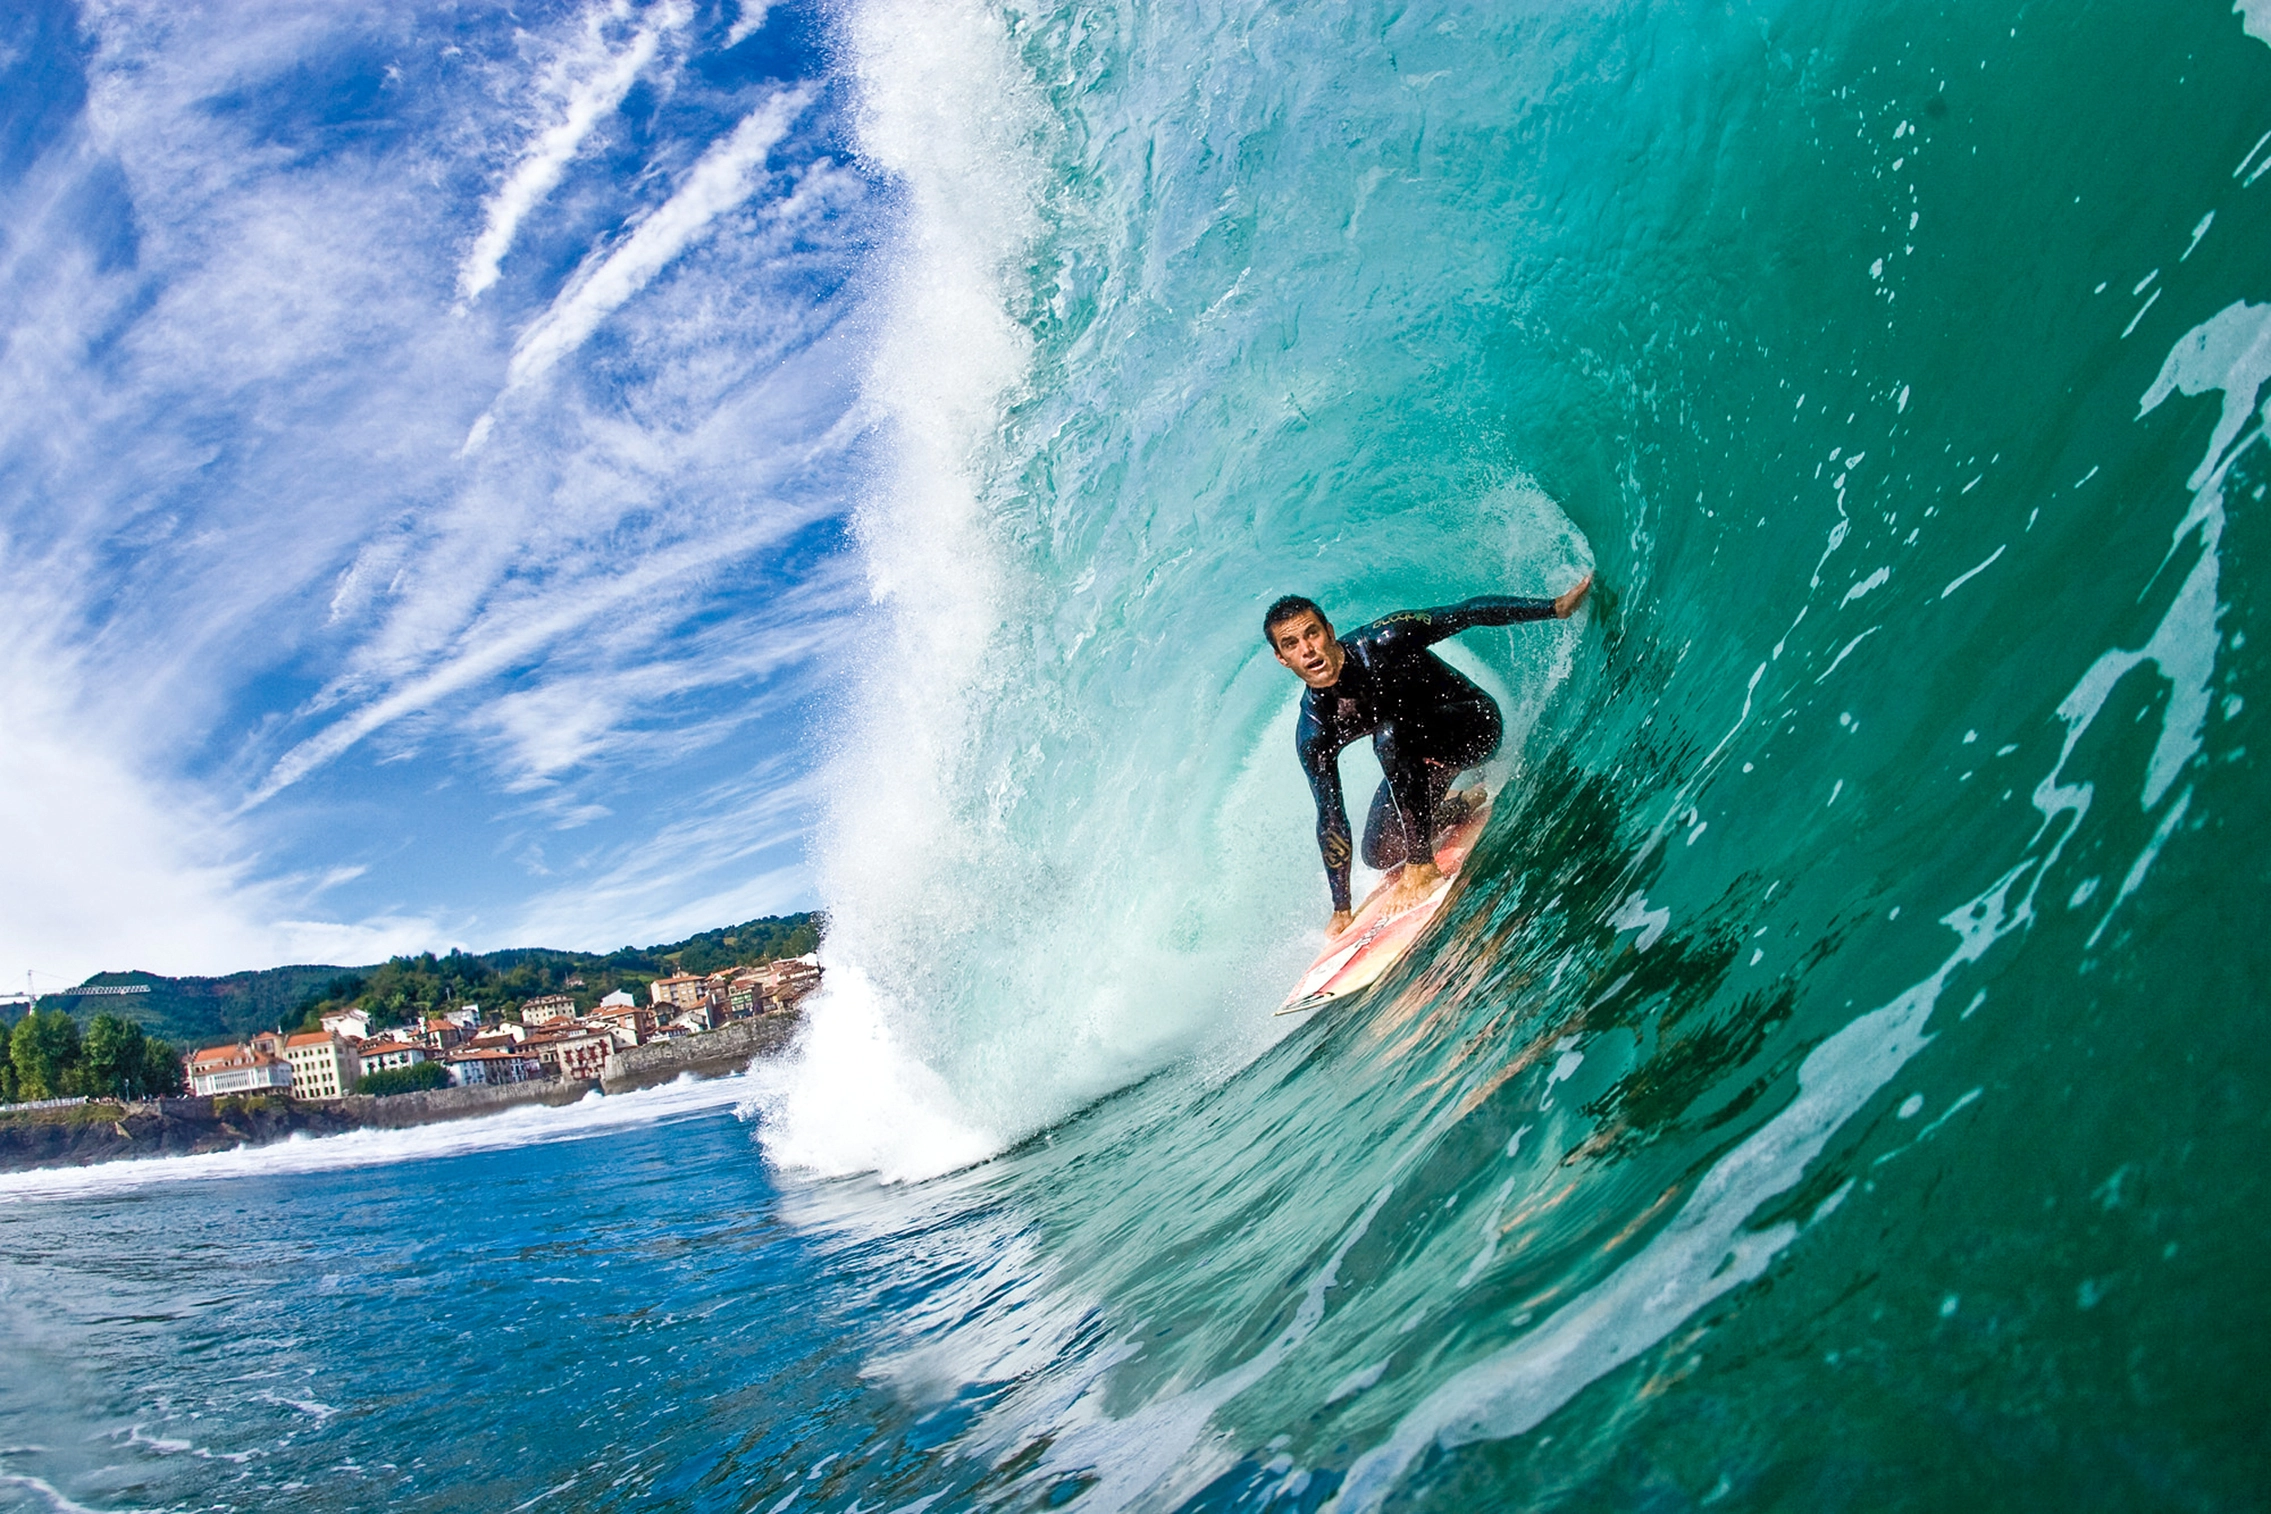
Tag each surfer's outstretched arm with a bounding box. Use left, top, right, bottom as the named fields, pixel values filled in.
left=1358, top=582, right=1588, bottom=655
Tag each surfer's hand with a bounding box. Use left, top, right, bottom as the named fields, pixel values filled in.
left=1553, top=573, right=1593, bottom=618
left=1328, top=909, right=1354, bottom=937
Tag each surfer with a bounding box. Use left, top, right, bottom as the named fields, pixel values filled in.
left=1267, top=579, right=1592, bottom=935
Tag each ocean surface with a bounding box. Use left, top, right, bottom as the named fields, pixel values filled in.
left=8, top=0, right=2271, bottom=1508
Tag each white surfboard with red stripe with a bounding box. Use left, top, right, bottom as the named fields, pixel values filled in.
left=1276, top=798, right=1489, bottom=1016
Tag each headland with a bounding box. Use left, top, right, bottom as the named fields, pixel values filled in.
left=0, top=1007, right=802, bottom=1174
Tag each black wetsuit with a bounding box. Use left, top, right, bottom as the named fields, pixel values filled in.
left=1297, top=596, right=1560, bottom=912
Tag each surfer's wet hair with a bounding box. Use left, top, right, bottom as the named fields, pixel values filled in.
left=1263, top=595, right=1327, bottom=644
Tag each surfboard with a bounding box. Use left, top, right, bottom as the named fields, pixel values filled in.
left=1275, top=796, right=1490, bottom=1017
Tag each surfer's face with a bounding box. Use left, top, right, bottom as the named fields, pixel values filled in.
left=1270, top=611, right=1344, bottom=688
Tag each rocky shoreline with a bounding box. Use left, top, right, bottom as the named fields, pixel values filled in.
left=0, top=1010, right=801, bottom=1174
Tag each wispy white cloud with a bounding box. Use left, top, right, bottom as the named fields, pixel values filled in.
left=247, top=515, right=804, bottom=806
left=492, top=85, right=815, bottom=404
left=504, top=761, right=825, bottom=950
left=726, top=3, right=773, bottom=49
left=465, top=559, right=860, bottom=793
left=0, top=0, right=868, bottom=978
left=457, top=0, right=691, bottom=305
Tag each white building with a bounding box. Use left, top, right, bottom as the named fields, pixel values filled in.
left=444, top=1048, right=541, bottom=1087
left=186, top=1045, right=295, bottom=1097
left=319, top=1008, right=372, bottom=1042
left=358, top=1039, right=430, bottom=1075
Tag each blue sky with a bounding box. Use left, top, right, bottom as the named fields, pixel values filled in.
left=0, top=0, right=872, bottom=984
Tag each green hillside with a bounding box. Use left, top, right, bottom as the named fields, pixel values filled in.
left=15, top=913, right=820, bottom=1050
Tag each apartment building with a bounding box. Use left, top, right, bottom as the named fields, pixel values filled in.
left=648, top=973, right=708, bottom=1010
left=419, top=1016, right=467, bottom=1051
left=519, top=995, right=578, bottom=1025
left=727, top=975, right=764, bottom=1018
left=283, top=1032, right=360, bottom=1100
left=528, top=1028, right=613, bottom=1083
left=443, top=1047, right=541, bottom=1086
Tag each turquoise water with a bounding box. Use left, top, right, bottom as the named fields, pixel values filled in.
left=8, top=0, right=2271, bottom=1507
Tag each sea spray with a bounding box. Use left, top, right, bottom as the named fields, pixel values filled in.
left=755, top=0, right=1047, bottom=1176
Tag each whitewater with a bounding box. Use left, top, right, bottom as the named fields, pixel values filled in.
left=5, top=0, right=2268, bottom=1509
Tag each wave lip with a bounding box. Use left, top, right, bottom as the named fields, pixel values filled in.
left=759, top=0, right=1054, bottom=1181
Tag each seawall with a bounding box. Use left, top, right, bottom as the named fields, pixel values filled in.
left=599, top=1011, right=797, bottom=1094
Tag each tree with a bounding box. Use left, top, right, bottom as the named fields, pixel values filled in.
left=78, top=1015, right=185, bottom=1099
left=139, top=1036, right=187, bottom=1097
left=82, top=1014, right=147, bottom=1098
left=356, top=1062, right=448, bottom=1096
left=10, top=1010, right=83, bottom=1101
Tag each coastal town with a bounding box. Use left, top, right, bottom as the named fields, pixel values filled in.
left=182, top=957, right=822, bottom=1101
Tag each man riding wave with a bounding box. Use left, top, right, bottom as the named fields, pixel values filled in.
left=1266, top=576, right=1592, bottom=935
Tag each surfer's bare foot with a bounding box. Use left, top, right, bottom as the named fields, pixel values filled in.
left=1553, top=573, right=1594, bottom=618
left=1328, top=908, right=1354, bottom=937
left=1377, top=859, right=1443, bottom=914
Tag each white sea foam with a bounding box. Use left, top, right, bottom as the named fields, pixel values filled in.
left=2236, top=0, right=2271, bottom=49
left=742, top=966, right=1003, bottom=1183
left=2032, top=296, right=2266, bottom=946
left=0, top=1472, right=113, bottom=1514
left=0, top=1076, right=750, bottom=1202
